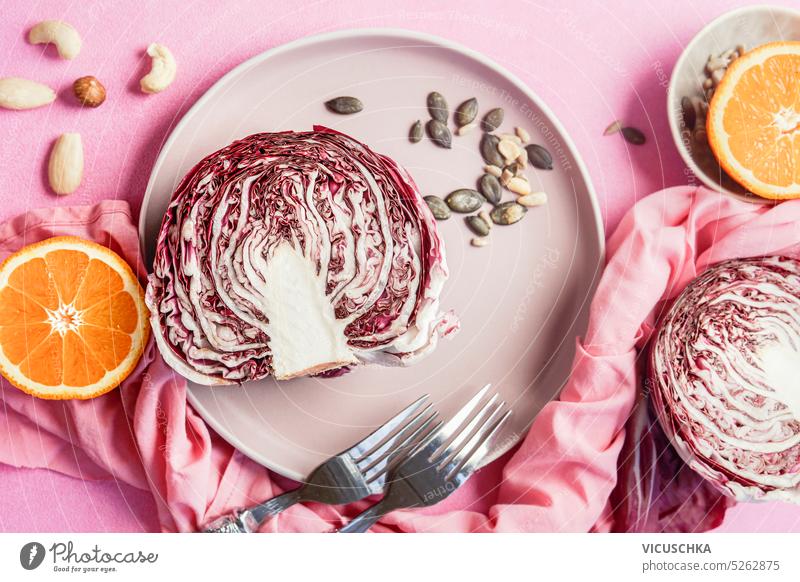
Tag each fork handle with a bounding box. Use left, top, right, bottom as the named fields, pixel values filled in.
left=337, top=498, right=398, bottom=533
left=203, top=488, right=304, bottom=533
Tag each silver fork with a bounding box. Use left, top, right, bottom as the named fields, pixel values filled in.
left=336, top=384, right=511, bottom=533
left=203, top=394, right=437, bottom=532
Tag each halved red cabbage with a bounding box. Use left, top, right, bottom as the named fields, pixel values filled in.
left=650, top=256, right=800, bottom=503
left=146, top=127, right=456, bottom=384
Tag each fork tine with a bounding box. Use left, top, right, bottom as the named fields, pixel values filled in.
left=432, top=393, right=501, bottom=467
left=357, top=403, right=435, bottom=471
left=363, top=411, right=440, bottom=484
left=444, top=407, right=511, bottom=483
left=402, top=384, right=492, bottom=461
left=348, top=394, right=429, bottom=462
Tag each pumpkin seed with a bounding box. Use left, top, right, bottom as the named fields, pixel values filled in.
left=325, top=96, right=363, bottom=114
left=466, top=215, right=490, bottom=236
left=424, top=195, right=451, bottom=220
left=427, top=91, right=448, bottom=122
left=603, top=120, right=622, bottom=136
left=490, top=201, right=526, bottom=225
left=446, top=189, right=484, bottom=213
left=478, top=173, right=502, bottom=205
left=409, top=120, right=423, bottom=143
left=480, top=133, right=504, bottom=166
left=680, top=97, right=696, bottom=131
left=455, top=97, right=478, bottom=126
left=426, top=119, right=452, bottom=148
left=621, top=126, right=646, bottom=145
left=525, top=143, right=553, bottom=170
left=481, top=107, right=504, bottom=132
left=478, top=209, right=492, bottom=230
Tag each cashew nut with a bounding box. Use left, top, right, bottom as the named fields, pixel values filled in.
left=140, top=43, right=176, bottom=94
left=0, top=77, right=56, bottom=110
left=28, top=20, right=82, bottom=60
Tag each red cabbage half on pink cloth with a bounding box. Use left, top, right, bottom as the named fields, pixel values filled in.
left=146, top=127, right=455, bottom=384
left=650, top=256, right=800, bottom=503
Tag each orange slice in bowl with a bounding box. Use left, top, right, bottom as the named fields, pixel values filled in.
left=0, top=237, right=149, bottom=399
left=707, top=41, right=800, bottom=200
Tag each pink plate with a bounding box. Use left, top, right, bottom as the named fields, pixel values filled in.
left=139, top=29, right=604, bottom=480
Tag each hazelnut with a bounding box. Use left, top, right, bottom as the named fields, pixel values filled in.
left=72, top=76, right=106, bottom=107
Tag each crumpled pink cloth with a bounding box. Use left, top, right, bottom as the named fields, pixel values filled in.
left=2, top=189, right=799, bottom=532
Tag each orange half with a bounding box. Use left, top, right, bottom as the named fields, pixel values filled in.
left=0, top=236, right=149, bottom=399
left=707, top=41, right=800, bottom=200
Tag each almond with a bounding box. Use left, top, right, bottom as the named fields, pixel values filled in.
left=0, top=77, right=56, bottom=110
left=48, top=133, right=84, bottom=195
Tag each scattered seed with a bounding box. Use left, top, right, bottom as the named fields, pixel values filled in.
left=455, top=97, right=478, bottom=126
left=621, top=126, right=646, bottom=145
left=409, top=120, right=423, bottom=143
left=325, top=96, right=363, bottom=114
left=471, top=237, right=490, bottom=247
left=507, top=176, right=531, bottom=195
left=518, top=191, right=548, bottom=207
left=427, top=91, right=448, bottom=122
left=480, top=133, right=504, bottom=166
left=500, top=168, right=514, bottom=186
left=499, top=133, right=523, bottom=145
left=424, top=195, right=450, bottom=220
left=478, top=173, right=502, bottom=204
left=525, top=143, right=553, bottom=169
left=498, top=139, right=521, bottom=163
left=478, top=209, right=492, bottom=230
left=457, top=122, right=478, bottom=136
left=484, top=164, right=502, bottom=178
left=711, top=69, right=725, bottom=87
left=603, top=120, right=622, bottom=136
left=426, top=119, right=452, bottom=148
left=445, top=188, right=484, bottom=213
left=516, top=148, right=528, bottom=166
left=466, top=215, right=491, bottom=236
left=490, top=201, right=526, bottom=225
left=515, top=126, right=530, bottom=142
left=702, top=77, right=713, bottom=90
left=481, top=107, right=504, bottom=132
left=680, top=97, right=696, bottom=131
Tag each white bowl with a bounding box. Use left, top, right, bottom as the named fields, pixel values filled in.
left=667, top=4, right=800, bottom=203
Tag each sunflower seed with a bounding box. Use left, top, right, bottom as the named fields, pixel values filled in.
left=457, top=122, right=478, bottom=136
left=409, top=120, right=423, bottom=143
left=480, top=133, right=504, bottom=166
left=499, top=133, right=522, bottom=145
left=490, top=201, right=526, bottom=225
left=516, top=148, right=528, bottom=166
left=680, top=97, right=696, bottom=131
left=516, top=127, right=530, bottom=142
left=621, top=126, right=646, bottom=145
left=478, top=173, right=502, bottom=204
left=446, top=189, right=484, bottom=213
left=424, top=195, right=450, bottom=220
left=500, top=168, right=514, bottom=186
left=603, top=120, right=622, bottom=136
left=427, top=91, right=448, bottom=122
left=481, top=108, right=504, bottom=132
left=484, top=164, right=502, bottom=177
left=325, top=96, right=363, bottom=114
left=498, top=139, right=521, bottom=163
left=471, top=237, right=490, bottom=247
left=426, top=119, right=452, bottom=148
left=455, top=97, right=478, bottom=126
left=518, top=191, right=548, bottom=207
left=525, top=144, right=553, bottom=169
left=507, top=176, right=531, bottom=195
left=466, top=215, right=491, bottom=236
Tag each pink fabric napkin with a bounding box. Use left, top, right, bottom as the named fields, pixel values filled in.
left=2, top=189, right=799, bottom=532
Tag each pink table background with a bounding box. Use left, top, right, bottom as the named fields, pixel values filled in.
left=1, top=0, right=799, bottom=532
